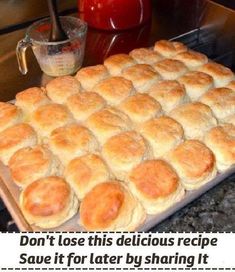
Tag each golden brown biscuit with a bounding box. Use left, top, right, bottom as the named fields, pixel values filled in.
left=65, top=154, right=112, bottom=200
left=118, top=93, right=162, bottom=125
left=49, top=124, right=99, bottom=165
left=148, top=80, right=188, bottom=113
left=75, top=65, right=109, bottom=90
left=0, top=123, right=37, bottom=165
left=15, top=87, right=50, bottom=116
left=204, top=124, right=235, bottom=171
left=178, top=71, right=214, bottom=101
left=80, top=181, right=146, bottom=231
left=9, top=145, right=62, bottom=188
left=168, top=140, right=216, bottom=190
left=20, top=176, right=78, bottom=228
left=154, top=40, right=187, bottom=58
left=169, top=102, right=217, bottom=140
left=174, top=50, right=208, bottom=70
left=153, top=59, right=188, bottom=80
left=199, top=87, right=235, bottom=120
left=0, top=102, right=22, bottom=132
left=226, top=80, right=235, bottom=91
left=129, top=48, right=163, bottom=64
left=92, top=76, right=135, bottom=105
left=122, top=64, right=161, bottom=92
left=46, top=76, right=81, bottom=104
left=128, top=160, right=184, bottom=214
left=31, top=103, right=73, bottom=140
left=66, top=92, right=106, bottom=122
left=102, top=131, right=151, bottom=180
left=86, top=107, right=132, bottom=144
left=104, top=54, right=136, bottom=76
left=199, top=62, right=234, bottom=87
left=140, top=116, right=184, bottom=158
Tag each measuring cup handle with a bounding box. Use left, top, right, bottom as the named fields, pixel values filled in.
left=16, top=38, right=31, bottom=75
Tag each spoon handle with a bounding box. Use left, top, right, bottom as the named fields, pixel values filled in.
left=47, top=0, right=67, bottom=42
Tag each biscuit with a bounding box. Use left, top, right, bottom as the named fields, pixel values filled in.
left=75, top=65, right=109, bottom=90
left=128, top=160, right=185, bottom=215
left=31, top=103, right=73, bottom=140
left=9, top=145, right=62, bottom=187
left=174, top=50, right=208, bottom=70
left=178, top=71, right=214, bottom=101
left=80, top=181, right=146, bottom=231
left=154, top=40, right=187, bottom=58
left=200, top=87, right=235, bottom=120
left=66, top=92, right=106, bottom=122
left=168, top=140, right=216, bottom=190
left=46, top=76, right=81, bottom=104
left=118, top=93, right=162, bottom=125
left=92, top=76, right=135, bottom=105
left=20, top=176, right=78, bottom=228
left=169, top=102, right=217, bottom=140
left=102, top=131, right=151, bottom=180
left=104, top=54, right=136, bottom=76
left=140, top=116, right=184, bottom=158
left=153, top=59, right=188, bottom=80
left=129, top=48, right=163, bottom=64
left=0, top=123, right=37, bottom=165
left=86, top=107, right=132, bottom=144
left=226, top=80, right=235, bottom=91
left=148, top=80, right=188, bottom=113
left=204, top=124, right=235, bottom=171
left=15, top=87, right=50, bottom=116
left=64, top=154, right=112, bottom=200
left=122, top=64, right=161, bottom=92
left=49, top=124, right=99, bottom=165
left=199, top=62, right=234, bottom=87
left=0, top=102, right=22, bottom=132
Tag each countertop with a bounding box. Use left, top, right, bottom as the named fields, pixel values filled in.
left=0, top=0, right=234, bottom=232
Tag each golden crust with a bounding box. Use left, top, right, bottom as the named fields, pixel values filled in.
left=104, top=54, right=136, bottom=76
left=204, top=124, right=235, bottom=171
left=200, top=87, right=235, bottom=119
left=226, top=80, right=235, bottom=91
left=178, top=71, right=214, bottom=101
left=75, top=65, right=109, bottom=90
left=49, top=123, right=99, bottom=165
left=66, top=92, right=106, bottom=122
left=154, top=40, right=187, bottom=58
left=168, top=140, right=216, bottom=189
left=20, top=176, right=78, bottom=228
left=102, top=131, right=151, bottom=180
left=46, top=76, right=81, bottom=104
left=199, top=62, right=234, bottom=87
left=92, top=76, right=135, bottom=105
left=31, top=103, right=73, bottom=139
left=140, top=116, right=184, bottom=158
left=80, top=181, right=146, bottom=231
left=86, top=107, right=132, bottom=144
left=119, top=93, right=162, bottom=124
left=148, top=80, right=188, bottom=113
left=65, top=154, right=112, bottom=200
left=174, top=50, right=208, bottom=70
left=129, top=48, right=163, bottom=64
left=122, top=64, right=161, bottom=92
left=9, top=145, right=61, bottom=187
left=0, top=123, right=37, bottom=165
left=153, top=59, right=188, bottom=80
left=0, top=102, right=22, bottom=132
left=169, top=102, right=217, bottom=140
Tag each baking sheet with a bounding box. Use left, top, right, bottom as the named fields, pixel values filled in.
left=0, top=160, right=234, bottom=232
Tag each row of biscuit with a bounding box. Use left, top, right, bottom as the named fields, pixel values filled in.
left=0, top=40, right=234, bottom=231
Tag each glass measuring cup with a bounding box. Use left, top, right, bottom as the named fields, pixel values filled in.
left=16, top=16, right=87, bottom=77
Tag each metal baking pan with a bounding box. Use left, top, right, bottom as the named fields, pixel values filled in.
left=0, top=159, right=234, bottom=231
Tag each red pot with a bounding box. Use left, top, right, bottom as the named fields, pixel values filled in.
left=79, top=0, right=152, bottom=31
